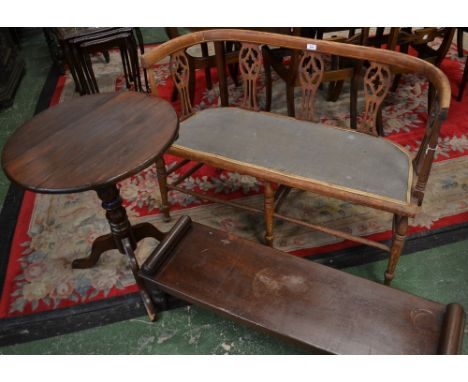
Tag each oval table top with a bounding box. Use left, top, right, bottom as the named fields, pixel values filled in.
left=2, top=92, right=179, bottom=194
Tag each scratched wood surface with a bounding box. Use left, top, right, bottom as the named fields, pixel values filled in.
left=140, top=221, right=464, bottom=354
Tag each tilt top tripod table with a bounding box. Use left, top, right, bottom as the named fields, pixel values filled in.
left=2, top=92, right=179, bottom=321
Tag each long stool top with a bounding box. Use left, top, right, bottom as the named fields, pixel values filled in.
left=140, top=217, right=465, bottom=355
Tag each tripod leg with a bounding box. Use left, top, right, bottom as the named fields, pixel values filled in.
left=72, top=233, right=116, bottom=269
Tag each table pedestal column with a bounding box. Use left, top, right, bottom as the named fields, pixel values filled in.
left=72, top=184, right=165, bottom=321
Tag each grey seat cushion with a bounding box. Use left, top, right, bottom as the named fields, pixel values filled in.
left=176, top=107, right=412, bottom=204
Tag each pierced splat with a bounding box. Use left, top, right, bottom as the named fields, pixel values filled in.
left=170, top=50, right=193, bottom=119
left=358, top=62, right=393, bottom=136
left=239, top=43, right=262, bottom=110
left=298, top=51, right=324, bottom=122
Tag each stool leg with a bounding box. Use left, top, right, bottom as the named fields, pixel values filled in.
left=122, top=237, right=157, bottom=321
left=62, top=42, right=83, bottom=94
left=70, top=43, right=91, bottom=95
left=120, top=46, right=132, bottom=89
left=200, top=42, right=212, bottom=90
left=264, top=181, right=274, bottom=246
left=156, top=157, right=171, bottom=222
left=189, top=60, right=196, bottom=105
left=127, top=35, right=142, bottom=92
left=226, top=41, right=239, bottom=87
left=286, top=82, right=296, bottom=117
left=384, top=214, right=408, bottom=286
left=80, top=49, right=99, bottom=94
left=86, top=54, right=99, bottom=93
left=133, top=28, right=150, bottom=92
left=326, top=56, right=340, bottom=102
left=327, top=80, right=344, bottom=102
left=376, top=108, right=384, bottom=136
left=286, top=52, right=300, bottom=117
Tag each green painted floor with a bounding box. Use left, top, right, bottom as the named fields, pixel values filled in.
left=0, top=28, right=467, bottom=355
left=1, top=240, right=467, bottom=355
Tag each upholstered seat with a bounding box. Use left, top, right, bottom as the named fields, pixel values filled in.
left=176, top=107, right=412, bottom=205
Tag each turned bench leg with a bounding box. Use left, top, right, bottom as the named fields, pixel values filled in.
left=385, top=214, right=409, bottom=286
left=264, top=181, right=275, bottom=246
left=156, top=157, right=171, bottom=222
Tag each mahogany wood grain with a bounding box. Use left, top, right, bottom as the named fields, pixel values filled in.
left=140, top=219, right=465, bottom=354
left=1, top=92, right=180, bottom=321
left=2, top=92, right=179, bottom=193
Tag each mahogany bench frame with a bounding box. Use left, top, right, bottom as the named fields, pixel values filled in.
left=140, top=29, right=451, bottom=286
left=139, top=216, right=465, bottom=354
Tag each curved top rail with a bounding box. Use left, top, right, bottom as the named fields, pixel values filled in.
left=141, top=28, right=451, bottom=113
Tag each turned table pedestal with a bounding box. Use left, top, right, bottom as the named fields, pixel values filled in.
left=1, top=92, right=179, bottom=321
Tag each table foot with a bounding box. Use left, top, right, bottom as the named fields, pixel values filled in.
left=72, top=233, right=116, bottom=269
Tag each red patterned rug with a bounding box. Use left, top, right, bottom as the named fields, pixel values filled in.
left=1, top=43, right=467, bottom=319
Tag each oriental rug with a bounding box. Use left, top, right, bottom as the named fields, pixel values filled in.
left=0, top=42, right=467, bottom=330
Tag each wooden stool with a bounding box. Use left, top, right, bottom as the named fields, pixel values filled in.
left=50, top=27, right=147, bottom=95
left=47, top=28, right=119, bottom=94
left=77, top=31, right=142, bottom=93
left=139, top=216, right=465, bottom=354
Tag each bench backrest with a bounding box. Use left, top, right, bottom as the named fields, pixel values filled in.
left=141, top=29, right=451, bottom=206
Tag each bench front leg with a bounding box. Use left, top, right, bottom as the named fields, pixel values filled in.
left=156, top=157, right=171, bottom=222
left=264, top=181, right=275, bottom=247
left=384, top=214, right=409, bottom=285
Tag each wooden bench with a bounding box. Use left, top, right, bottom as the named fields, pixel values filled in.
left=141, top=29, right=451, bottom=285
left=139, top=216, right=465, bottom=355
